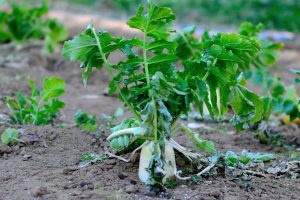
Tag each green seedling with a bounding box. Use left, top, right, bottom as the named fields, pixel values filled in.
left=1, top=128, right=24, bottom=144
left=5, top=77, right=65, bottom=125
left=74, top=111, right=98, bottom=132
left=225, top=150, right=275, bottom=168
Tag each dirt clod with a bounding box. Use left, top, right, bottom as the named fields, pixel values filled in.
left=125, top=185, right=138, bottom=194
left=32, top=186, right=48, bottom=197
left=0, top=144, right=12, bottom=155
left=118, top=172, right=129, bottom=179
left=106, top=159, right=117, bottom=165
left=63, top=167, right=78, bottom=175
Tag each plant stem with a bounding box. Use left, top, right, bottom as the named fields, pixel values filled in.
left=142, top=24, right=158, bottom=141
left=107, top=127, right=146, bottom=141
left=92, top=28, right=141, bottom=121
left=203, top=71, right=210, bottom=81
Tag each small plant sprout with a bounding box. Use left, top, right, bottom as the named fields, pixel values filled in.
left=63, top=0, right=273, bottom=193
left=1, top=128, right=24, bottom=145
left=74, top=111, right=98, bottom=132
left=5, top=77, right=65, bottom=126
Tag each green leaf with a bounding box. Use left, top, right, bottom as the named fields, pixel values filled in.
left=146, top=40, right=177, bottom=53
left=62, top=24, right=126, bottom=84
left=181, top=125, right=216, bottom=154
left=225, top=151, right=239, bottom=167
left=1, top=128, right=20, bottom=145
left=241, top=150, right=275, bottom=162
left=111, top=138, right=119, bottom=150
left=220, top=33, right=259, bottom=53
left=41, top=77, right=65, bottom=101
left=209, top=44, right=241, bottom=63
left=5, top=77, right=65, bottom=125
left=148, top=55, right=178, bottom=65
left=230, top=85, right=263, bottom=129
left=74, top=111, right=97, bottom=132
left=127, top=2, right=176, bottom=39
left=239, top=22, right=264, bottom=37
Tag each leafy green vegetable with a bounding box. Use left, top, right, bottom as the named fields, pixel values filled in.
left=1, top=128, right=23, bottom=145
left=0, top=1, right=67, bottom=53
left=254, top=71, right=300, bottom=121
left=62, top=0, right=271, bottom=192
left=225, top=150, right=275, bottom=167
left=5, top=77, right=65, bottom=125
left=74, top=111, right=98, bottom=132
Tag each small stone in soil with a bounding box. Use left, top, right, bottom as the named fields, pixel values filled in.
left=32, top=186, right=48, bottom=197
left=79, top=181, right=94, bottom=190
left=130, top=180, right=137, bottom=185
left=118, top=172, right=128, bottom=179
left=43, top=142, right=49, bottom=148
left=125, top=185, right=138, bottom=194
left=23, top=154, right=32, bottom=160
left=159, top=192, right=171, bottom=199
left=27, top=134, right=39, bottom=143
left=79, top=181, right=89, bottom=187
left=210, top=190, right=221, bottom=198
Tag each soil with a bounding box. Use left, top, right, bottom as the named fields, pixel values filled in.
left=0, top=13, right=300, bottom=200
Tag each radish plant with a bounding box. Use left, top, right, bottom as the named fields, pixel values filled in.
left=63, top=0, right=268, bottom=193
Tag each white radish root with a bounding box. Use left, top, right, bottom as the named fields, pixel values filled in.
left=138, top=141, right=176, bottom=183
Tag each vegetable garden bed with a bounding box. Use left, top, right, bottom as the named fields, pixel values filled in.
left=0, top=1, right=300, bottom=199
left=0, top=31, right=299, bottom=200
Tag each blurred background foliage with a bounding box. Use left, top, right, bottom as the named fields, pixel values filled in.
left=49, top=0, right=300, bottom=33
left=7, top=0, right=300, bottom=33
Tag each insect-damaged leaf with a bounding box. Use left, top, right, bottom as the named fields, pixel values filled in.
left=62, top=24, right=125, bottom=84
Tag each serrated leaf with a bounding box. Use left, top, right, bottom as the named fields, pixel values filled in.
left=220, top=33, right=259, bottom=53
left=127, top=2, right=175, bottom=39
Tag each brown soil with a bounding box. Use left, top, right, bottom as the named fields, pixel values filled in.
left=0, top=15, right=300, bottom=200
